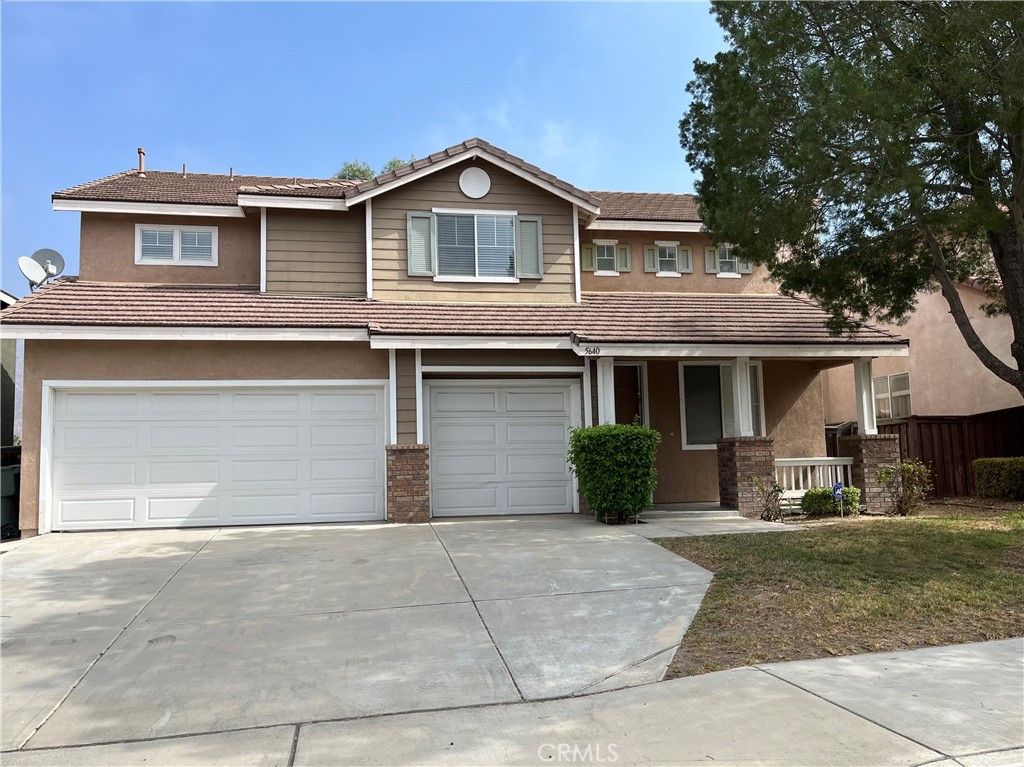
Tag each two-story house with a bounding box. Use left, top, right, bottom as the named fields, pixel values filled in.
left=0, top=139, right=907, bottom=536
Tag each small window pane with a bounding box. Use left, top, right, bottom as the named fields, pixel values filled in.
left=749, top=365, right=763, bottom=437
left=718, top=247, right=738, bottom=273
left=180, top=230, right=213, bottom=261
left=684, top=366, right=723, bottom=445
left=437, top=214, right=475, bottom=276
left=141, top=229, right=174, bottom=259
left=595, top=244, right=616, bottom=271
left=658, top=245, right=677, bottom=272
left=891, top=393, right=911, bottom=419
left=476, top=215, right=515, bottom=277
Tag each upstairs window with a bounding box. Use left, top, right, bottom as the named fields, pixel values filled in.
left=581, top=241, right=631, bottom=275
left=407, top=210, right=543, bottom=281
left=643, top=242, right=692, bottom=276
left=135, top=224, right=218, bottom=266
left=874, top=373, right=911, bottom=419
left=704, top=245, right=752, bottom=276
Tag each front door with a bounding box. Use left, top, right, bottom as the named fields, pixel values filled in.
left=614, top=365, right=644, bottom=425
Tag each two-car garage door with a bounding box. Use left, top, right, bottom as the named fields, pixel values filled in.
left=50, top=385, right=386, bottom=531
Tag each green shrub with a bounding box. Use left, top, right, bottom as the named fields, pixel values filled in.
left=566, top=424, right=661, bottom=523
left=876, top=459, right=932, bottom=516
left=753, top=476, right=784, bottom=522
left=973, top=458, right=1024, bottom=500
left=800, top=486, right=861, bottom=517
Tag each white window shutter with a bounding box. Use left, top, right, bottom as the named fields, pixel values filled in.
left=516, top=216, right=543, bottom=278
left=644, top=246, right=658, bottom=272
left=616, top=244, right=632, bottom=272
left=720, top=364, right=736, bottom=438
left=581, top=243, right=596, bottom=271
left=407, top=212, right=434, bottom=276
left=738, top=256, right=753, bottom=274
left=705, top=247, right=719, bottom=273
left=679, top=246, right=693, bottom=273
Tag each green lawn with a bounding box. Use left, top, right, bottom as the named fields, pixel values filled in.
left=658, top=513, right=1024, bottom=677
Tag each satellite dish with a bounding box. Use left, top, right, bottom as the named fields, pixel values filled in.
left=18, top=257, right=48, bottom=290
left=30, top=248, right=65, bottom=278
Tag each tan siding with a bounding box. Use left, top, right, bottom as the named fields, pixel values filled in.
left=580, top=229, right=777, bottom=295
left=371, top=162, right=576, bottom=303
left=395, top=350, right=418, bottom=444
left=19, top=340, right=388, bottom=535
left=79, top=212, right=260, bottom=285
left=421, top=350, right=582, bottom=367
left=265, top=208, right=366, bottom=296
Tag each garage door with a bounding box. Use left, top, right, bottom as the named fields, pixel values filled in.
left=427, top=382, right=578, bottom=517
left=50, top=385, right=386, bottom=531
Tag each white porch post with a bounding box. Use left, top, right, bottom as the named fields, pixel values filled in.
left=732, top=356, right=755, bottom=437
left=854, top=357, right=878, bottom=435
left=596, top=357, right=616, bottom=424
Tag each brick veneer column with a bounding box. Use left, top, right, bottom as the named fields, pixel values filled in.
left=386, top=444, right=430, bottom=523
left=717, top=437, right=775, bottom=519
left=838, top=434, right=900, bottom=513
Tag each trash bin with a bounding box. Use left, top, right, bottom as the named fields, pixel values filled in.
left=1, top=464, right=20, bottom=539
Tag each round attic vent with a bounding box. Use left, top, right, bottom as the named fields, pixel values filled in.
left=459, top=167, right=491, bottom=199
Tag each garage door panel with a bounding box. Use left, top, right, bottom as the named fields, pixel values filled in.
left=432, top=390, right=498, bottom=414
left=147, top=497, right=220, bottom=522
left=506, top=422, right=568, bottom=445
left=506, top=453, right=569, bottom=479
left=433, top=453, right=497, bottom=480
left=60, top=498, right=136, bottom=524
left=435, top=485, right=500, bottom=513
left=433, top=422, right=499, bottom=445
left=151, top=425, right=221, bottom=449
left=62, top=426, right=138, bottom=452
left=311, top=424, right=381, bottom=448
left=55, top=461, right=137, bottom=488
left=506, top=483, right=572, bottom=512
left=59, top=392, right=140, bottom=418
left=505, top=390, right=569, bottom=413
left=150, top=393, right=221, bottom=415
left=148, top=461, right=221, bottom=485
left=52, top=386, right=386, bottom=530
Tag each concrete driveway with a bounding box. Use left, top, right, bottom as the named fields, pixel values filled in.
left=0, top=515, right=711, bottom=751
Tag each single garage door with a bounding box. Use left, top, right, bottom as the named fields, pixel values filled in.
left=427, top=381, right=579, bottom=517
left=50, top=385, right=386, bottom=531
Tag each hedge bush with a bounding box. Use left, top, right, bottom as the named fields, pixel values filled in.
left=973, top=458, right=1024, bottom=500
left=566, top=423, right=661, bottom=523
left=800, top=486, right=861, bottom=517
left=877, top=459, right=932, bottom=516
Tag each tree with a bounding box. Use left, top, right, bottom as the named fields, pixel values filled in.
left=333, top=160, right=375, bottom=181
left=680, top=2, right=1024, bottom=398
left=333, top=157, right=416, bottom=181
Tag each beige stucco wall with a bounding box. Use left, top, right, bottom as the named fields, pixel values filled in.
left=19, top=340, right=388, bottom=534
left=79, top=212, right=261, bottom=285
left=823, top=286, right=1021, bottom=421
left=265, top=208, right=366, bottom=295
left=371, top=161, right=576, bottom=303
left=649, top=359, right=826, bottom=503
left=580, top=229, right=776, bottom=294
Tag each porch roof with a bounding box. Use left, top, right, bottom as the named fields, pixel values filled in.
left=0, top=280, right=907, bottom=350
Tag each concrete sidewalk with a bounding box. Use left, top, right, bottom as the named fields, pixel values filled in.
left=4, top=638, right=1020, bottom=766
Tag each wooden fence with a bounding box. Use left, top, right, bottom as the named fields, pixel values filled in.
left=877, top=406, right=1024, bottom=497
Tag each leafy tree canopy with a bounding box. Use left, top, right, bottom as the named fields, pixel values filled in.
left=333, top=156, right=417, bottom=180
left=680, top=2, right=1024, bottom=396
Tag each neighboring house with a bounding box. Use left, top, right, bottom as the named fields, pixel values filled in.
left=0, top=138, right=907, bottom=536
left=0, top=290, right=18, bottom=447
left=824, top=283, right=1021, bottom=423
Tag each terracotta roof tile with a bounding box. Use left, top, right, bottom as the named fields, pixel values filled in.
left=589, top=191, right=701, bottom=222
left=0, top=280, right=906, bottom=348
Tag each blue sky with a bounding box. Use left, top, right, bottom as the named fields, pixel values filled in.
left=1, top=2, right=725, bottom=297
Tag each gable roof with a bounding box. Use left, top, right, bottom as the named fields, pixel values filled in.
left=0, top=279, right=907, bottom=349
left=52, top=139, right=604, bottom=214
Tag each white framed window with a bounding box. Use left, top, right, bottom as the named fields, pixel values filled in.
left=581, top=240, right=631, bottom=275
left=135, top=224, right=218, bottom=266
left=679, top=361, right=764, bottom=449
left=874, top=373, right=911, bottom=420
left=644, top=242, right=692, bottom=276
left=407, top=209, right=543, bottom=282
left=704, top=244, right=752, bottom=276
